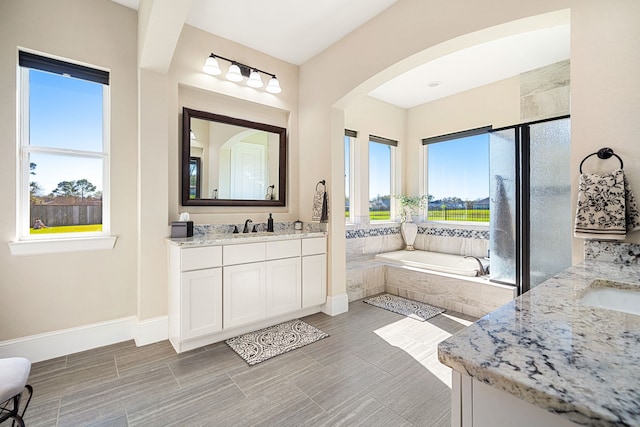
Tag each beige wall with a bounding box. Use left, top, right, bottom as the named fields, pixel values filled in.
left=0, top=0, right=139, bottom=340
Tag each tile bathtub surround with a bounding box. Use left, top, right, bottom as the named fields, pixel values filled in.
left=438, top=260, right=640, bottom=426
left=346, top=254, right=386, bottom=302
left=584, top=240, right=640, bottom=264
left=345, top=223, right=489, bottom=256
left=385, top=266, right=515, bottom=318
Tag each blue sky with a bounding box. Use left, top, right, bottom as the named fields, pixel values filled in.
left=28, top=70, right=104, bottom=195
left=427, top=134, right=489, bottom=201
left=369, top=141, right=391, bottom=199
left=346, top=134, right=489, bottom=202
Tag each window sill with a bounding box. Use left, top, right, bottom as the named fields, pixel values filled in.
left=8, top=236, right=117, bottom=256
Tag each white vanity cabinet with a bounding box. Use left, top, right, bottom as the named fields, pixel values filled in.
left=222, top=239, right=302, bottom=328
left=168, top=235, right=326, bottom=353
left=302, top=237, right=327, bottom=307
left=168, top=245, right=223, bottom=351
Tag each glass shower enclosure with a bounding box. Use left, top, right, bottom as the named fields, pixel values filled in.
left=489, top=116, right=572, bottom=294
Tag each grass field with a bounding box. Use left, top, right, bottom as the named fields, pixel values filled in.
left=358, top=209, right=490, bottom=222
left=30, top=224, right=103, bottom=234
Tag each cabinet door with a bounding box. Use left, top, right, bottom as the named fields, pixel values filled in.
left=181, top=268, right=222, bottom=340
left=266, top=257, right=301, bottom=317
left=302, top=254, right=327, bottom=308
left=223, top=263, right=266, bottom=328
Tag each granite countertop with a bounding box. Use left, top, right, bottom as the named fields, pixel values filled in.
left=438, top=260, right=640, bottom=426
left=167, top=230, right=327, bottom=247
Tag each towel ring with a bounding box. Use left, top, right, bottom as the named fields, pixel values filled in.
left=579, top=148, right=624, bottom=174
left=316, top=180, right=326, bottom=191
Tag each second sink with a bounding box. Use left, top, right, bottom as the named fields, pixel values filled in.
left=581, top=279, right=640, bottom=316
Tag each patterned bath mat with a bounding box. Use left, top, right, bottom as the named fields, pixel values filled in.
left=226, top=319, right=329, bottom=366
left=363, top=294, right=445, bottom=321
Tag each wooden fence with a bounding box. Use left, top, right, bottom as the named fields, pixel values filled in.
left=30, top=204, right=102, bottom=227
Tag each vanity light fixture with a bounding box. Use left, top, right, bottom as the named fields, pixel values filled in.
left=225, top=63, right=243, bottom=82
left=202, top=53, right=282, bottom=93
left=246, top=70, right=263, bottom=88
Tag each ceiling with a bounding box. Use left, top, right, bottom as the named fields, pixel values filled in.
left=110, top=0, right=570, bottom=109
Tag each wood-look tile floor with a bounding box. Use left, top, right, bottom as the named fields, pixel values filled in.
left=23, top=299, right=476, bottom=427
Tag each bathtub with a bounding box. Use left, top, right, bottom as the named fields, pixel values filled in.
left=372, top=250, right=514, bottom=317
left=374, top=250, right=487, bottom=277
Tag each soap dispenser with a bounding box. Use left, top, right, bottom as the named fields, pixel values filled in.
left=267, top=213, right=274, bottom=232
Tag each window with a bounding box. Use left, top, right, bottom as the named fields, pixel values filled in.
left=18, top=51, right=110, bottom=240
left=423, top=127, right=490, bottom=222
left=344, top=129, right=357, bottom=223
left=369, top=135, right=397, bottom=221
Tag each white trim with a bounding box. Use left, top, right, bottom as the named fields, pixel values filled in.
left=134, top=316, right=169, bottom=347
left=8, top=236, right=117, bottom=256
left=0, top=316, right=136, bottom=363
left=322, top=293, right=349, bottom=316
left=0, top=315, right=168, bottom=363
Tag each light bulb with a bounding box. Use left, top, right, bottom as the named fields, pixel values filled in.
left=247, top=70, right=263, bottom=88
left=226, top=64, right=243, bottom=82
left=266, top=76, right=282, bottom=94
left=202, top=56, right=221, bottom=75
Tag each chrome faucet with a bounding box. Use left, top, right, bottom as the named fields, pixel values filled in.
left=242, top=219, right=252, bottom=233
left=464, top=255, right=488, bottom=276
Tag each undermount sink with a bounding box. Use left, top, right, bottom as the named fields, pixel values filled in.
left=581, top=279, right=640, bottom=316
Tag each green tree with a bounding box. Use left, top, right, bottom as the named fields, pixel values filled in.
left=75, top=179, right=96, bottom=202
left=51, top=181, right=79, bottom=198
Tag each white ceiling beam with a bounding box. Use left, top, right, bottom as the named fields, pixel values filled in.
left=138, top=0, right=192, bottom=73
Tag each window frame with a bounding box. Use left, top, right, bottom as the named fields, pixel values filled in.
left=344, top=129, right=357, bottom=223
left=422, top=125, right=492, bottom=225
left=368, top=135, right=398, bottom=223
left=10, top=50, right=115, bottom=255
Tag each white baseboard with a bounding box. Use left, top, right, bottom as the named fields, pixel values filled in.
left=323, top=293, right=349, bottom=316
left=0, top=315, right=168, bottom=363
left=134, top=316, right=168, bottom=346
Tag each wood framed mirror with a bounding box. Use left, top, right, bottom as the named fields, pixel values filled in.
left=182, top=107, right=287, bottom=206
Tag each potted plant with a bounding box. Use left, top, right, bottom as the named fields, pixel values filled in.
left=395, top=194, right=427, bottom=223
left=395, top=194, right=427, bottom=250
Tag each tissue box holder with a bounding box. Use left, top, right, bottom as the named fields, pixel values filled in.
left=171, top=221, right=193, bottom=238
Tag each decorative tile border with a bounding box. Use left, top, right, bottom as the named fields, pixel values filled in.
left=345, top=224, right=489, bottom=240
left=418, top=226, right=489, bottom=240
left=346, top=226, right=400, bottom=239
left=584, top=241, right=640, bottom=264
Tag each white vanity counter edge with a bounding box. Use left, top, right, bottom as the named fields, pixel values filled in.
left=438, top=260, right=640, bottom=427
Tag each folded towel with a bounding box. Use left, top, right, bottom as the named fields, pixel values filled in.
left=574, top=169, right=640, bottom=240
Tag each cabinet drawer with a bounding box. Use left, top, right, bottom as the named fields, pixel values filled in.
left=302, top=237, right=326, bottom=256
left=181, top=246, right=222, bottom=271
left=266, top=239, right=301, bottom=260
left=224, top=242, right=265, bottom=265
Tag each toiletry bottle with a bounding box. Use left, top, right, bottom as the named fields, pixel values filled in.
left=267, top=213, right=274, bottom=232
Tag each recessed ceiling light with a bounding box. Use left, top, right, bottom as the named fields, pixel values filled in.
left=427, top=81, right=441, bottom=88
